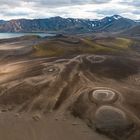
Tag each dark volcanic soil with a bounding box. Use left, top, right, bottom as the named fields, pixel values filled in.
left=0, top=36, right=140, bottom=140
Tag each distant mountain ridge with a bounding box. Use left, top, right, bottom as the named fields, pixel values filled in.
left=0, top=15, right=139, bottom=34
left=120, top=25, right=140, bottom=37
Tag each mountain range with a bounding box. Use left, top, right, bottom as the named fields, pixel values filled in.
left=0, top=15, right=139, bottom=34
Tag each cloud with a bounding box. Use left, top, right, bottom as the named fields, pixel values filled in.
left=119, top=0, right=140, bottom=7
left=0, top=0, right=139, bottom=20
left=25, top=0, right=112, bottom=8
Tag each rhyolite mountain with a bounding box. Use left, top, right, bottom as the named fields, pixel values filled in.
left=0, top=20, right=6, bottom=25
left=0, top=15, right=139, bottom=34
left=120, top=25, right=140, bottom=37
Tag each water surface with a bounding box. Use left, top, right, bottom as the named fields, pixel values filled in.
left=0, top=33, right=55, bottom=39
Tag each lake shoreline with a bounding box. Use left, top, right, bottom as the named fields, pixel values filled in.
left=0, top=32, right=56, bottom=39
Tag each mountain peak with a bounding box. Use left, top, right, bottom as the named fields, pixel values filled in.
left=0, top=15, right=138, bottom=33
left=112, top=15, right=122, bottom=20
left=50, top=16, right=62, bottom=19
left=102, top=15, right=123, bottom=22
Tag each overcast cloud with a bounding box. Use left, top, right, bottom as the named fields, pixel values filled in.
left=0, top=0, right=139, bottom=20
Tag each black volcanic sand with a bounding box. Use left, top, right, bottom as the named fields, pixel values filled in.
left=0, top=36, right=140, bottom=140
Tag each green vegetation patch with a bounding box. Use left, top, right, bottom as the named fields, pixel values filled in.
left=95, top=37, right=133, bottom=50
left=33, top=41, right=65, bottom=57
left=32, top=37, right=134, bottom=57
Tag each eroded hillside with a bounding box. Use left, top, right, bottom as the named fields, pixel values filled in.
left=0, top=35, right=140, bottom=140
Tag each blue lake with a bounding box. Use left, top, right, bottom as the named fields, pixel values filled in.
left=0, top=33, right=55, bottom=39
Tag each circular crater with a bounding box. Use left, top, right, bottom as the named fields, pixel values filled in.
left=95, top=106, right=133, bottom=133
left=43, top=65, right=60, bottom=75
left=89, top=89, right=118, bottom=104
left=87, top=55, right=106, bottom=64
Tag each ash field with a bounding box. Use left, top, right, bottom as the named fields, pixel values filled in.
left=0, top=34, right=140, bottom=140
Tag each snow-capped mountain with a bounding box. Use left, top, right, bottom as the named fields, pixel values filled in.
left=0, top=15, right=139, bottom=33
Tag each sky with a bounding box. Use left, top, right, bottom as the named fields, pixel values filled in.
left=0, top=0, right=140, bottom=20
